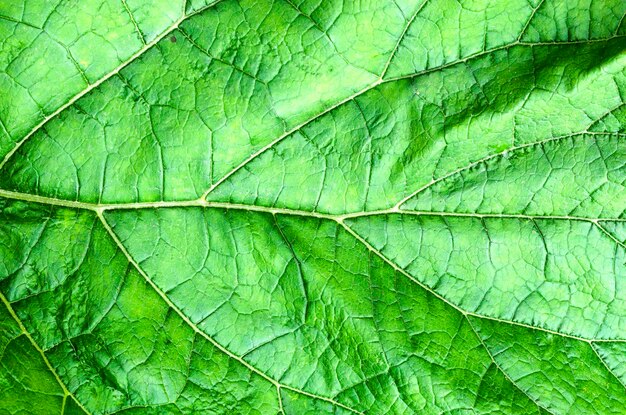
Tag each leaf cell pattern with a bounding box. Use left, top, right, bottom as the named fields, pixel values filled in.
left=1, top=0, right=626, bottom=414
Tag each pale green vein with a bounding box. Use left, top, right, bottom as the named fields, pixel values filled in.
left=121, top=0, right=146, bottom=45
left=96, top=211, right=363, bottom=415
left=385, top=35, right=626, bottom=83
left=0, top=0, right=226, bottom=172
left=1, top=187, right=626, bottom=227
left=591, top=343, right=626, bottom=390
left=595, top=221, right=626, bottom=250
left=277, top=385, right=286, bottom=415
left=616, top=12, right=626, bottom=36
left=338, top=220, right=626, bottom=343
left=394, top=131, right=624, bottom=209
left=0, top=291, right=93, bottom=415
left=465, top=315, right=555, bottom=415
left=200, top=80, right=383, bottom=199
left=379, top=0, right=430, bottom=80
left=1, top=188, right=625, bottom=225
left=517, top=0, right=546, bottom=42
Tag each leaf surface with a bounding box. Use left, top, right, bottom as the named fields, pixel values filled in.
left=1, top=0, right=625, bottom=414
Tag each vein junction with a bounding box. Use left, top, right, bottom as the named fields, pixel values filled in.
left=0, top=188, right=623, bottom=224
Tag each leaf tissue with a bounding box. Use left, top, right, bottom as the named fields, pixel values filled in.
left=0, top=0, right=625, bottom=414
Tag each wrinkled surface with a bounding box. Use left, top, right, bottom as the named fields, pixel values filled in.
left=0, top=0, right=625, bottom=414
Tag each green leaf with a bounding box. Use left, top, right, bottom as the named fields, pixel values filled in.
left=0, top=0, right=625, bottom=414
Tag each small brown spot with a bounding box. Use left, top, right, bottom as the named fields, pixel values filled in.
left=170, top=35, right=177, bottom=43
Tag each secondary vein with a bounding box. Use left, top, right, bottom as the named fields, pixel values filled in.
left=0, top=291, right=94, bottom=415
left=96, top=210, right=363, bottom=415
left=0, top=0, right=227, bottom=172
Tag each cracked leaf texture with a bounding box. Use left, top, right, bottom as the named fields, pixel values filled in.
left=0, top=0, right=625, bottom=414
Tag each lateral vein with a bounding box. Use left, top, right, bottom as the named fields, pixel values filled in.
left=394, top=131, right=622, bottom=209
left=590, top=343, right=626, bottom=390
left=0, top=0, right=226, bottom=172
left=96, top=211, right=363, bottom=415
left=339, top=220, right=626, bottom=343
left=465, top=316, right=556, bottom=415
left=0, top=291, right=94, bottom=415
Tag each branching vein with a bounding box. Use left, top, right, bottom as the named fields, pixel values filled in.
left=96, top=211, right=363, bottom=415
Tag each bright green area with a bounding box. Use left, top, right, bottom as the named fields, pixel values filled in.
left=0, top=0, right=186, bottom=159
left=347, top=214, right=626, bottom=340
left=0, top=0, right=625, bottom=414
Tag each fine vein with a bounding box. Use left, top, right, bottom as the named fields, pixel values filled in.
left=0, top=0, right=226, bottom=172
left=96, top=211, right=363, bottom=415
left=465, top=316, right=555, bottom=415
left=0, top=291, right=93, bottom=415
left=590, top=343, right=626, bottom=390
left=338, top=220, right=625, bottom=344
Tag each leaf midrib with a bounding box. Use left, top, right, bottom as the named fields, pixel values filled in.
left=2, top=3, right=625, bottom=412
left=1, top=186, right=624, bottom=223
left=2, top=130, right=623, bottom=219
left=2, top=184, right=625, bottom=342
